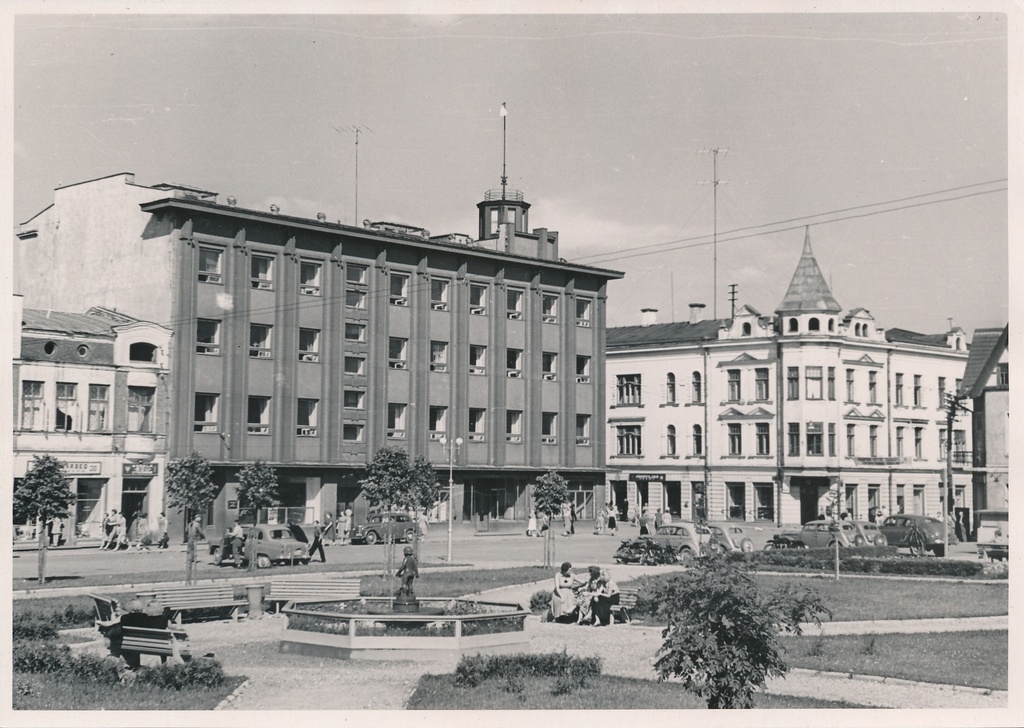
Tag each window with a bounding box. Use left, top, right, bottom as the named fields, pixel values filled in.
left=727, top=369, right=741, bottom=402
left=755, top=483, right=774, bottom=521
left=827, top=367, right=836, bottom=400
left=468, top=408, right=487, bottom=441
left=300, top=328, right=321, bottom=362
left=390, top=273, right=409, bottom=305
left=469, top=345, right=486, bottom=375
left=665, top=425, right=677, bottom=456
left=542, top=412, right=558, bottom=444
left=342, top=424, right=364, bottom=442
left=828, top=423, right=836, bottom=456
left=576, top=414, right=591, bottom=445
left=127, top=386, right=154, bottom=433
left=808, top=317, right=820, bottom=332
left=506, top=348, right=523, bottom=377
left=430, top=278, right=450, bottom=310
left=914, top=427, right=923, bottom=459
left=576, top=355, right=591, bottom=383
left=469, top=283, right=488, bottom=315
left=542, top=352, right=557, bottom=380
left=869, top=425, right=879, bottom=457
left=542, top=294, right=558, bottom=323
left=938, top=377, right=946, bottom=407
left=805, top=366, right=823, bottom=400
left=506, top=289, right=524, bottom=319
left=196, top=319, right=220, bottom=355
left=617, top=374, right=642, bottom=405
left=692, top=372, right=703, bottom=403
left=300, top=261, right=322, bottom=296
left=692, top=425, right=703, bottom=455
left=742, top=322, right=752, bottom=336
left=343, top=324, right=365, bottom=344
left=616, top=425, right=642, bottom=456
left=666, top=373, right=677, bottom=404
left=343, top=390, right=365, bottom=409
left=249, top=324, right=272, bottom=358
left=868, top=371, right=878, bottom=404
left=297, top=399, right=319, bottom=436
left=788, top=318, right=798, bottom=333
left=576, top=298, right=592, bottom=327
left=344, top=356, right=365, bottom=375
left=788, top=423, right=800, bottom=456
left=198, top=247, right=222, bottom=283
left=130, top=342, right=157, bottom=362
left=846, top=424, right=856, bottom=456
left=20, top=381, right=43, bottom=430
left=939, top=428, right=947, bottom=457
left=430, top=341, right=448, bottom=372
left=346, top=288, right=367, bottom=309
left=346, top=264, right=367, bottom=285
left=896, top=427, right=905, bottom=457
left=728, top=423, right=742, bottom=455
left=389, top=338, right=409, bottom=369
left=387, top=403, right=407, bottom=438
left=429, top=406, right=447, bottom=437
left=727, top=483, right=746, bottom=520
left=806, top=421, right=823, bottom=456
left=247, top=396, right=270, bottom=434
left=194, top=393, right=218, bottom=432
left=787, top=367, right=799, bottom=400
left=88, top=384, right=109, bottom=432
left=846, top=369, right=855, bottom=402
left=756, top=422, right=770, bottom=455
left=506, top=410, right=523, bottom=442
left=997, top=364, right=1008, bottom=387
left=56, top=382, right=76, bottom=431
left=895, top=373, right=904, bottom=405
left=913, top=375, right=922, bottom=406
left=755, top=368, right=769, bottom=401
left=251, top=255, right=274, bottom=290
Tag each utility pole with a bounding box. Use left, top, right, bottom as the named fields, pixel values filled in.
left=728, top=283, right=738, bottom=319
left=698, top=148, right=728, bottom=318
left=332, top=124, right=373, bottom=225
left=942, top=392, right=970, bottom=557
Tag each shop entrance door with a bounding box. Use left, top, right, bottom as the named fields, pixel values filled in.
left=121, top=480, right=150, bottom=540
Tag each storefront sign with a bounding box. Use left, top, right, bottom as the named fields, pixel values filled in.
left=630, top=473, right=666, bottom=482
left=64, top=462, right=102, bottom=475
left=122, top=462, right=159, bottom=477
left=227, top=500, right=239, bottom=510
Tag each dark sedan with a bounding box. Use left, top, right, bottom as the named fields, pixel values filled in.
left=879, top=514, right=954, bottom=556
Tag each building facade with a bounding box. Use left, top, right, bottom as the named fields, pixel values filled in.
left=11, top=295, right=172, bottom=545
left=605, top=230, right=973, bottom=527
left=960, top=326, right=1009, bottom=522
left=15, top=173, right=622, bottom=539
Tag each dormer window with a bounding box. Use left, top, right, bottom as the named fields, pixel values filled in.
left=788, top=318, right=798, bottom=333
left=828, top=318, right=835, bottom=332
left=129, top=342, right=157, bottom=362
left=742, top=322, right=752, bottom=336
left=808, top=317, right=820, bottom=332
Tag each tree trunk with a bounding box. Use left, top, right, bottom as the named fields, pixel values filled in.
left=186, top=532, right=196, bottom=585
left=37, top=520, right=47, bottom=585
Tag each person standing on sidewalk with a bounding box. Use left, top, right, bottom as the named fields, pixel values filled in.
left=157, top=512, right=169, bottom=549
left=340, top=507, right=352, bottom=545
left=100, top=511, right=113, bottom=550
left=308, top=520, right=326, bottom=563
left=323, top=512, right=335, bottom=545
left=417, top=510, right=429, bottom=541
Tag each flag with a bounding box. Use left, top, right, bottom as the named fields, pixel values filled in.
left=499, top=103, right=508, bottom=117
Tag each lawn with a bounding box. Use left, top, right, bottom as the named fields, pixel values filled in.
left=780, top=630, right=1008, bottom=690
left=12, top=673, right=246, bottom=710
left=407, top=674, right=866, bottom=709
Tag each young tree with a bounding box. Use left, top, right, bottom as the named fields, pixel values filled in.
left=14, top=455, right=75, bottom=585
left=236, top=460, right=280, bottom=572
left=651, top=553, right=831, bottom=708
left=165, top=451, right=220, bottom=584
left=532, top=470, right=568, bottom=569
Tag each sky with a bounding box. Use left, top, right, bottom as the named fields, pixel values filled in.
left=7, top=7, right=1016, bottom=336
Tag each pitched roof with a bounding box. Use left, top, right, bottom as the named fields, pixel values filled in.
left=607, top=319, right=726, bottom=349
left=884, top=328, right=949, bottom=347
left=961, top=326, right=1008, bottom=397
left=777, top=228, right=842, bottom=314
left=21, top=309, right=117, bottom=337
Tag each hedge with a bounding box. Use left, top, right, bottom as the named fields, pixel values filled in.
left=723, top=548, right=988, bottom=578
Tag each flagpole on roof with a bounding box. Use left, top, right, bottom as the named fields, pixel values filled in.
left=500, top=102, right=508, bottom=200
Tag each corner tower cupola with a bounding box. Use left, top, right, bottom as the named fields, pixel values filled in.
left=477, top=187, right=530, bottom=240
left=777, top=227, right=842, bottom=336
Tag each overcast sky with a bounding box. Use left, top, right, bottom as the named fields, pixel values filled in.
left=9, top=8, right=1014, bottom=335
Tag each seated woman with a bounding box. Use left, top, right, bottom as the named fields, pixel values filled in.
left=591, top=569, right=621, bottom=626
left=575, top=566, right=603, bottom=625
left=551, top=562, right=582, bottom=623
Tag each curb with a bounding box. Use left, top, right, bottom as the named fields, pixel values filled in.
left=787, top=667, right=1005, bottom=696
left=214, top=678, right=251, bottom=710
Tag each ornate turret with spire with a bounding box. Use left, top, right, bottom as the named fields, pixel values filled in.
left=776, top=227, right=842, bottom=335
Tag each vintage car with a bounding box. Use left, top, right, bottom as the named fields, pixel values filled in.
left=646, top=522, right=714, bottom=561
left=349, top=512, right=420, bottom=545
left=878, top=514, right=955, bottom=556
left=210, top=523, right=310, bottom=568
left=780, top=520, right=863, bottom=549
left=975, top=509, right=1008, bottom=562
left=705, top=522, right=760, bottom=552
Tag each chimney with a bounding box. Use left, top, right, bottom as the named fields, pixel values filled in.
left=689, top=303, right=706, bottom=324
left=641, top=308, right=658, bottom=327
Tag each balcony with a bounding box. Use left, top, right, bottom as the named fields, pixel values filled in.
left=953, top=450, right=973, bottom=466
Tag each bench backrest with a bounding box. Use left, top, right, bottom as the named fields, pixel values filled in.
left=142, top=585, right=236, bottom=607
left=88, top=593, right=119, bottom=622
left=120, top=626, right=185, bottom=656
left=617, top=588, right=639, bottom=608
left=270, top=578, right=361, bottom=600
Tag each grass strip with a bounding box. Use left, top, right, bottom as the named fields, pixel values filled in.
left=13, top=673, right=246, bottom=710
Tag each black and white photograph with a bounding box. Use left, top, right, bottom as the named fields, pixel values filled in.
left=3, top=2, right=1018, bottom=725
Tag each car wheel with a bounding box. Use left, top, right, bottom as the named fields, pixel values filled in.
left=404, top=528, right=417, bottom=542
left=706, top=540, right=722, bottom=554
left=212, top=546, right=223, bottom=565
left=740, top=539, right=754, bottom=553
left=256, top=554, right=272, bottom=569
left=874, top=534, right=887, bottom=547
left=854, top=536, right=866, bottom=547
left=364, top=531, right=379, bottom=545
left=932, top=545, right=945, bottom=558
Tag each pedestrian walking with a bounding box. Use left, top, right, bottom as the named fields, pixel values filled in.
left=135, top=513, right=152, bottom=551
left=323, top=512, right=335, bottom=544
left=594, top=505, right=605, bottom=535
left=639, top=508, right=651, bottom=536
left=417, top=510, right=429, bottom=541
left=100, top=511, right=113, bottom=549
left=663, top=510, right=672, bottom=525
left=527, top=512, right=538, bottom=537
left=308, top=520, right=326, bottom=563
left=607, top=506, right=617, bottom=535
left=654, top=509, right=664, bottom=530
left=340, top=507, right=352, bottom=545
left=228, top=519, right=245, bottom=564
left=158, top=512, right=169, bottom=549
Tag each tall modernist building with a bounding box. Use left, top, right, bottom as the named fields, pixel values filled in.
left=605, top=230, right=973, bottom=527
left=15, top=173, right=622, bottom=539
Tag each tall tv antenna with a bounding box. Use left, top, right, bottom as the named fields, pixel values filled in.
left=698, top=148, right=728, bottom=319
left=332, top=124, right=373, bottom=224
left=499, top=102, right=509, bottom=199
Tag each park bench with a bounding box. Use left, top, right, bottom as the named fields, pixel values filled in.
left=610, top=588, right=639, bottom=624
left=120, top=625, right=192, bottom=666
left=136, top=584, right=246, bottom=624
left=87, top=593, right=120, bottom=635
left=267, top=577, right=361, bottom=612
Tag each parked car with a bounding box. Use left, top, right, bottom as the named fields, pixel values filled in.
left=210, top=523, right=310, bottom=568
left=647, top=523, right=711, bottom=561
left=849, top=520, right=887, bottom=546
left=975, top=509, right=1009, bottom=562
left=781, top=520, right=863, bottom=549
left=706, top=522, right=764, bottom=552
left=350, top=512, right=419, bottom=545
left=878, top=514, right=954, bottom=556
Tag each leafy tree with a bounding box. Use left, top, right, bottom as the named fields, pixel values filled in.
left=14, top=455, right=75, bottom=584
left=532, top=470, right=568, bottom=569
left=360, top=447, right=438, bottom=513
left=651, top=553, right=831, bottom=708
left=166, top=452, right=220, bottom=584
left=236, top=460, right=280, bottom=572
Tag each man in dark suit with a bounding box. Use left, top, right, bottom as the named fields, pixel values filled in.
left=308, top=520, right=326, bottom=563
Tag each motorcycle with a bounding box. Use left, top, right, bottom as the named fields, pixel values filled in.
left=763, top=534, right=807, bottom=550
left=614, top=537, right=679, bottom=565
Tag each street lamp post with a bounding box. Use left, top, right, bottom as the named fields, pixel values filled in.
left=439, top=435, right=463, bottom=562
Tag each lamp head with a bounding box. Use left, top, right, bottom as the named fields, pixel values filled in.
left=455, top=437, right=464, bottom=446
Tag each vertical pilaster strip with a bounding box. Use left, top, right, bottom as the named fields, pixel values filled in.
left=226, top=227, right=248, bottom=462
left=171, top=218, right=196, bottom=459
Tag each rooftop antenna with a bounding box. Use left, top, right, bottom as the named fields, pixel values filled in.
left=728, top=283, right=738, bottom=319
left=947, top=317, right=954, bottom=330
left=698, top=148, right=728, bottom=318
left=499, top=102, right=509, bottom=200
left=332, top=124, right=373, bottom=224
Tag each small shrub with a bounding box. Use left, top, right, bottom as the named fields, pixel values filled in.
left=453, top=651, right=601, bottom=690
left=529, top=590, right=552, bottom=613
left=861, top=636, right=877, bottom=656
left=13, top=640, right=71, bottom=674
left=551, top=673, right=577, bottom=696
left=134, top=657, right=225, bottom=691
left=808, top=636, right=826, bottom=657
left=13, top=614, right=60, bottom=642
left=67, top=652, right=122, bottom=684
